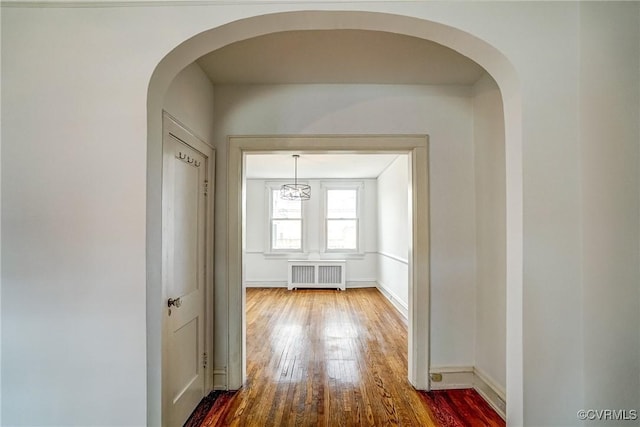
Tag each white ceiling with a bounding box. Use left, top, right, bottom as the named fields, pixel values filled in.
left=245, top=154, right=402, bottom=179
left=197, top=30, right=485, bottom=85
left=205, top=30, right=481, bottom=180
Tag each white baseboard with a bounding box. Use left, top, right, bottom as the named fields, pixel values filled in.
left=473, top=367, right=506, bottom=419
left=346, top=280, right=377, bottom=288
left=244, top=280, right=377, bottom=289
left=213, top=368, right=227, bottom=390
left=244, top=281, right=287, bottom=288
left=429, top=366, right=474, bottom=390
left=376, top=281, right=408, bottom=321
left=429, top=366, right=506, bottom=420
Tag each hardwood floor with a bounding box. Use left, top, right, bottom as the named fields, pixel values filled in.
left=191, top=288, right=504, bottom=426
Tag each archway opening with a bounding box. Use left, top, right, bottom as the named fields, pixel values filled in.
left=147, top=11, right=522, bottom=426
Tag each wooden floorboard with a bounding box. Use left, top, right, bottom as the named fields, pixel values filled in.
left=194, top=288, right=504, bottom=427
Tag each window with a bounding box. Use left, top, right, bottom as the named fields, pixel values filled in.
left=325, top=187, right=359, bottom=252
left=270, top=188, right=303, bottom=251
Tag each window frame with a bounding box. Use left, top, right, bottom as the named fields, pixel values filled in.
left=265, top=182, right=306, bottom=254
left=321, top=182, right=364, bottom=254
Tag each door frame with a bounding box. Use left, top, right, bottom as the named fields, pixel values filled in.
left=226, top=134, right=430, bottom=390
left=161, top=112, right=215, bottom=426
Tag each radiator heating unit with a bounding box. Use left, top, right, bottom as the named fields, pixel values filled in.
left=287, top=260, right=346, bottom=291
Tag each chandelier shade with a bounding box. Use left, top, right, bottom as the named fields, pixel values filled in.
left=280, top=155, right=311, bottom=201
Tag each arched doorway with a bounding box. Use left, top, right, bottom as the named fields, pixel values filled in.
left=147, top=11, right=522, bottom=425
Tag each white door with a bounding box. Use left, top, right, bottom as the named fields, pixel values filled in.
left=162, top=115, right=214, bottom=427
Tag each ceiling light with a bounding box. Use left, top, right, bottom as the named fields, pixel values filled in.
left=280, top=154, right=311, bottom=201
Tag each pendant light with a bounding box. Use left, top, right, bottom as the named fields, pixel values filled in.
left=280, top=154, right=311, bottom=201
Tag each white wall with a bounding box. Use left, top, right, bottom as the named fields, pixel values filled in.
left=579, top=3, right=640, bottom=423
left=0, top=4, right=3, bottom=421
left=517, top=6, right=584, bottom=424
left=1, top=3, right=639, bottom=426
left=377, top=155, right=410, bottom=316
left=163, top=62, right=215, bottom=144
left=244, top=178, right=378, bottom=286
left=472, top=73, right=506, bottom=393
left=0, top=25, right=219, bottom=427
left=214, top=83, right=477, bottom=374
left=2, top=8, right=149, bottom=425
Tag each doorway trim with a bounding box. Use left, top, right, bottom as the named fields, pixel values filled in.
left=226, top=134, right=430, bottom=389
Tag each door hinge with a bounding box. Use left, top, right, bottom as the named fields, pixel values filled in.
left=203, top=180, right=209, bottom=197
left=202, top=352, right=208, bottom=369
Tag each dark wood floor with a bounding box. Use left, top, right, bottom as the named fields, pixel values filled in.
left=191, top=288, right=505, bottom=426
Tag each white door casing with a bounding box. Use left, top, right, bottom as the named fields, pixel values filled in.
left=226, top=135, right=430, bottom=391
left=162, top=114, right=214, bottom=427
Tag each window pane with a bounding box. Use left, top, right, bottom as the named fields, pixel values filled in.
left=327, top=189, right=357, bottom=218
left=272, top=219, right=302, bottom=250
left=272, top=190, right=302, bottom=219
left=327, top=219, right=357, bottom=250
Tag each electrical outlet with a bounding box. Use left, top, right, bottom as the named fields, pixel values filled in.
left=431, top=373, right=443, bottom=382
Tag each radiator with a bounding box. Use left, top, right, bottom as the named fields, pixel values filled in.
left=288, top=260, right=346, bottom=291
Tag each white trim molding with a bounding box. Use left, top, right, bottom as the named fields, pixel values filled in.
left=428, top=366, right=506, bottom=421
left=376, top=282, right=408, bottom=321
left=228, top=134, right=430, bottom=391
left=212, top=368, right=227, bottom=391
left=473, top=367, right=506, bottom=419
left=346, top=280, right=377, bottom=289
left=377, top=251, right=409, bottom=265
left=429, top=366, right=474, bottom=390
left=244, top=281, right=288, bottom=288
left=244, top=280, right=377, bottom=289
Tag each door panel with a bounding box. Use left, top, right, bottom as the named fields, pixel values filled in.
left=162, top=115, right=213, bottom=427
left=171, top=318, right=199, bottom=400
left=172, top=151, right=203, bottom=298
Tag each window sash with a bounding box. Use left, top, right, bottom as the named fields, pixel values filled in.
left=268, top=187, right=304, bottom=252
left=326, top=218, right=358, bottom=251
left=271, top=218, right=302, bottom=251
left=323, top=186, right=361, bottom=253
left=326, top=189, right=357, bottom=219
left=271, top=189, right=302, bottom=219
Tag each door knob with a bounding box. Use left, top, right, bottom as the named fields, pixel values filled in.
left=168, top=297, right=182, bottom=308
